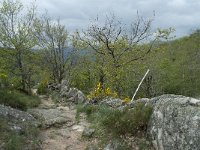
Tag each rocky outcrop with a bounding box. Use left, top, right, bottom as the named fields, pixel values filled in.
left=100, top=97, right=124, bottom=108
left=82, top=128, right=95, bottom=138
left=148, top=94, right=200, bottom=150
left=28, top=108, right=74, bottom=128
left=49, top=80, right=86, bottom=104
left=0, top=104, right=39, bottom=133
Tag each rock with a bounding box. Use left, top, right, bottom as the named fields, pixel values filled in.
left=148, top=94, right=200, bottom=150
left=27, top=108, right=73, bottom=128
left=86, top=145, right=98, bottom=150
left=128, top=98, right=150, bottom=108
left=48, top=83, right=58, bottom=90
left=82, top=128, right=95, bottom=138
left=61, top=80, right=68, bottom=86
left=104, top=141, right=121, bottom=150
left=100, top=97, right=123, bottom=108
left=0, top=105, right=39, bottom=133
left=66, top=88, right=79, bottom=98
left=60, top=85, right=69, bottom=97
left=74, top=90, right=86, bottom=104
left=55, top=84, right=61, bottom=90
left=71, top=125, right=85, bottom=132
left=56, top=129, right=70, bottom=138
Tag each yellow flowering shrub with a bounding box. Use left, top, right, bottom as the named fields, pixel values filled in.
left=123, top=97, right=131, bottom=103
left=0, top=73, right=7, bottom=79
left=87, top=82, right=118, bottom=100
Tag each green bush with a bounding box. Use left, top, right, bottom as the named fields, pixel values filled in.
left=0, top=90, right=41, bottom=110
left=76, top=103, right=153, bottom=149
left=77, top=103, right=153, bottom=137
left=37, top=80, right=48, bottom=94
left=100, top=103, right=153, bottom=136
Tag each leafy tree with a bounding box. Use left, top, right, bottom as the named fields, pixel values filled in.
left=34, top=16, right=69, bottom=83
left=75, top=14, right=163, bottom=96
left=0, top=0, right=38, bottom=92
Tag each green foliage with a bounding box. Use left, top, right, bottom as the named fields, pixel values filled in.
left=87, top=82, right=118, bottom=101
left=100, top=103, right=153, bottom=136
left=77, top=103, right=153, bottom=137
left=76, top=103, right=153, bottom=149
left=37, top=79, right=48, bottom=94
left=0, top=90, right=40, bottom=110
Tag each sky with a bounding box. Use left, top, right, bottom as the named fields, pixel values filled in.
left=22, top=0, right=200, bottom=38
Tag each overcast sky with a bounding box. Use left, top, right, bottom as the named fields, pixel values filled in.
left=23, top=0, right=200, bottom=38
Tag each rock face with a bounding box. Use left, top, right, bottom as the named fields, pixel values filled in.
left=148, top=94, right=200, bottom=150
left=100, top=97, right=124, bottom=108
left=0, top=104, right=39, bottom=133
left=82, top=128, right=95, bottom=138
left=49, top=80, right=86, bottom=104
left=28, top=108, right=74, bottom=128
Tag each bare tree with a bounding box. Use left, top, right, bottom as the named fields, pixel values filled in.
left=77, top=14, right=157, bottom=95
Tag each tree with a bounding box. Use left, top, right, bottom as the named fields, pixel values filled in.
left=76, top=14, right=157, bottom=96
left=34, top=16, right=69, bottom=83
left=0, top=0, right=38, bottom=92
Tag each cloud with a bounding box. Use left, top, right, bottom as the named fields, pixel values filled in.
left=20, top=0, right=200, bottom=37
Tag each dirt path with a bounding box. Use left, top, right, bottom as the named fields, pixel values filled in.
left=38, top=95, right=90, bottom=150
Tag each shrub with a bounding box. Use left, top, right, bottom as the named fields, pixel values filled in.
left=100, top=103, right=153, bottom=136
left=76, top=103, right=153, bottom=149
left=87, top=82, right=118, bottom=101
left=37, top=79, right=48, bottom=94
left=77, top=103, right=153, bottom=137
left=0, top=90, right=40, bottom=110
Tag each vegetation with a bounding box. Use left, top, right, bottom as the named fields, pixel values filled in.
left=0, top=118, right=40, bottom=150
left=1, top=0, right=199, bottom=100
left=0, top=0, right=199, bottom=149
left=0, top=90, right=40, bottom=110
left=76, top=103, right=153, bottom=149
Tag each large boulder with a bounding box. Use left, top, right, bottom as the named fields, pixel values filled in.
left=100, top=97, right=123, bottom=108
left=148, top=94, right=200, bottom=150
left=62, top=88, right=86, bottom=104
left=28, top=108, right=74, bottom=128
left=0, top=105, right=39, bottom=133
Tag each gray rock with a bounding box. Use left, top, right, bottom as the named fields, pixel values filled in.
left=61, top=80, right=68, bottom=86
left=66, top=88, right=79, bottom=98
left=104, top=141, right=121, bottom=150
left=48, top=83, right=58, bottom=90
left=86, top=145, right=98, bottom=150
left=0, top=105, right=39, bottom=133
left=55, top=84, right=61, bottom=90
left=128, top=98, right=150, bottom=108
left=60, top=85, right=69, bottom=97
left=148, top=94, right=200, bottom=150
left=57, top=129, right=70, bottom=138
left=82, top=128, right=95, bottom=138
left=0, top=105, right=36, bottom=122
left=74, top=90, right=86, bottom=104
left=100, top=97, right=123, bottom=108
left=27, top=108, right=73, bottom=128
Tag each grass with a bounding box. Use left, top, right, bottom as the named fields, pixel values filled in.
left=76, top=103, right=153, bottom=149
left=0, top=118, right=41, bottom=150
left=0, top=89, right=41, bottom=111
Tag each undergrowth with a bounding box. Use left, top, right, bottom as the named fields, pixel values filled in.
left=76, top=103, right=153, bottom=149
left=0, top=90, right=41, bottom=111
